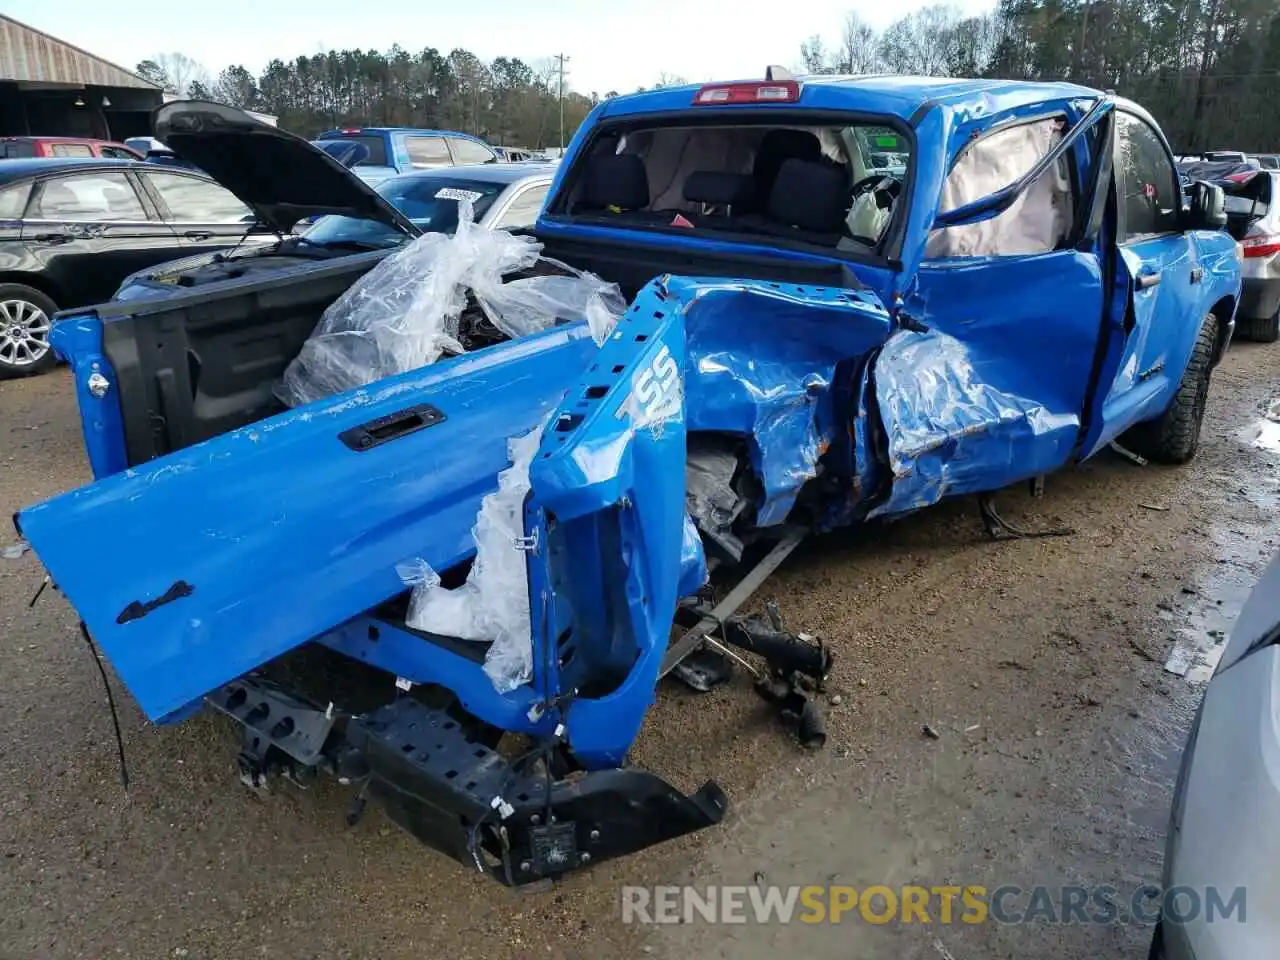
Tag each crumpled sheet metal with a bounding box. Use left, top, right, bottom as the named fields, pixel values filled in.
left=868, top=328, right=1079, bottom=518
left=676, top=278, right=892, bottom=527
left=277, top=201, right=624, bottom=407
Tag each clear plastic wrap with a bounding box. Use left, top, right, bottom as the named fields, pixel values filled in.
left=396, top=420, right=545, bottom=694
left=277, top=202, right=624, bottom=408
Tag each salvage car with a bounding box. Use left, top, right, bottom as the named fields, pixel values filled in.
left=1214, top=169, right=1280, bottom=341
left=16, top=79, right=1241, bottom=885
left=0, top=135, right=143, bottom=160
left=112, top=115, right=555, bottom=301
left=1154, top=548, right=1280, bottom=960
left=0, top=157, right=254, bottom=377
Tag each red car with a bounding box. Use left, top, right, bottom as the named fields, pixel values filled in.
left=0, top=136, right=143, bottom=161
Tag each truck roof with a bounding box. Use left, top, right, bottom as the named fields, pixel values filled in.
left=316, top=127, right=491, bottom=142
left=598, top=75, right=1104, bottom=123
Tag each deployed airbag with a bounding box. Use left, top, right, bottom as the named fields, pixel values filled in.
left=925, top=117, right=1072, bottom=258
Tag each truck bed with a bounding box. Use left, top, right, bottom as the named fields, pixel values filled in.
left=99, top=234, right=850, bottom=467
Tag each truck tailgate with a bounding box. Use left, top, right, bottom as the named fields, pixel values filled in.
left=17, top=326, right=597, bottom=721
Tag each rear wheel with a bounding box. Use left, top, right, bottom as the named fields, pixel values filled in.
left=0, top=283, right=57, bottom=379
left=1120, top=312, right=1216, bottom=464
left=1237, top=306, right=1280, bottom=343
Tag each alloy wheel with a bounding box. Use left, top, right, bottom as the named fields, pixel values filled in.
left=0, top=298, right=51, bottom=367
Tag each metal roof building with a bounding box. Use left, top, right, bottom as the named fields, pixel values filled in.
left=0, top=14, right=163, bottom=141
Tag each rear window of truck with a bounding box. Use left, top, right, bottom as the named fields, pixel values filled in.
left=552, top=120, right=911, bottom=257
left=316, top=135, right=388, bottom=167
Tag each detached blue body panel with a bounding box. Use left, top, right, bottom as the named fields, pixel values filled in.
left=18, top=325, right=597, bottom=721
left=48, top=314, right=128, bottom=480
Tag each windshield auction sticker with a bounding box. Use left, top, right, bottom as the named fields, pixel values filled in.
left=435, top=188, right=485, bottom=203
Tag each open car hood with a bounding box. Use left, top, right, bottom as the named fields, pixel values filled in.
left=154, top=101, right=419, bottom=237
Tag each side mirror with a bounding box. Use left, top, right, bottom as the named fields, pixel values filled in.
left=1182, top=181, right=1227, bottom=231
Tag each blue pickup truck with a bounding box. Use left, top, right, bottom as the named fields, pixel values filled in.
left=17, top=76, right=1240, bottom=885
left=312, top=126, right=500, bottom=185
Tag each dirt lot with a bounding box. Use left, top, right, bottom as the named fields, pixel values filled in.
left=2, top=342, right=1277, bottom=960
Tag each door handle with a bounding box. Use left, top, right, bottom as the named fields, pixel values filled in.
left=184, top=230, right=214, bottom=241
left=1190, top=267, right=1204, bottom=284
left=1136, top=272, right=1162, bottom=290
left=33, top=232, right=72, bottom=245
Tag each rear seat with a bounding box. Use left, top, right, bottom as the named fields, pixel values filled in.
left=737, top=158, right=851, bottom=246
left=679, top=170, right=755, bottom=228
left=574, top=153, right=667, bottom=224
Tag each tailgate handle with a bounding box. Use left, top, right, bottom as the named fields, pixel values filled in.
left=1135, top=271, right=1161, bottom=290
left=339, top=403, right=446, bottom=451
left=184, top=230, right=214, bottom=241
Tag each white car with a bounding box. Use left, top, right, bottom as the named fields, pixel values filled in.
left=1219, top=171, right=1280, bottom=342
left=1156, top=549, right=1280, bottom=959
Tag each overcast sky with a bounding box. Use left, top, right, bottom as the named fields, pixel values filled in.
left=7, top=0, right=994, bottom=95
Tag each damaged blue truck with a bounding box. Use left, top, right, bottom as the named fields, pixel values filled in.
left=15, top=75, right=1241, bottom=885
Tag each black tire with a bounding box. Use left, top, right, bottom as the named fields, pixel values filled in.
left=0, top=283, right=58, bottom=379
left=1237, top=307, right=1280, bottom=343
left=1121, top=312, right=1216, bottom=465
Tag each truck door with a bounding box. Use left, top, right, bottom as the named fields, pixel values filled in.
left=868, top=103, right=1111, bottom=516
left=1079, top=110, right=1199, bottom=456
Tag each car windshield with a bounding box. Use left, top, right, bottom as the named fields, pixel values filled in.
left=299, top=176, right=506, bottom=249
left=558, top=120, right=913, bottom=254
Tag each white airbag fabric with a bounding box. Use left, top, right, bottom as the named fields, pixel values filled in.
left=926, top=118, right=1073, bottom=258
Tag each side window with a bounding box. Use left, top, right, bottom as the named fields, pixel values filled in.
left=0, top=182, right=32, bottom=219
left=2, top=142, right=35, bottom=158
left=449, top=137, right=496, bottom=164
left=406, top=136, right=452, bottom=168
left=49, top=143, right=94, bottom=158
left=31, top=172, right=147, bottom=221
left=1116, top=113, right=1179, bottom=241
left=100, top=146, right=137, bottom=160
left=144, top=172, right=250, bottom=223
left=493, top=184, right=549, bottom=229
left=925, top=116, right=1075, bottom=258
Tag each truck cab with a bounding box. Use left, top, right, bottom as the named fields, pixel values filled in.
left=312, top=127, right=499, bottom=185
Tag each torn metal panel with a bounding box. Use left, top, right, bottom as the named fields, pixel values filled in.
left=679, top=279, right=892, bottom=526
left=867, top=328, right=1080, bottom=518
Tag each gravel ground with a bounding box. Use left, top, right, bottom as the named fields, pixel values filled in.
left=1, top=342, right=1277, bottom=960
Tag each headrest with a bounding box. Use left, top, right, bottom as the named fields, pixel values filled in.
left=767, top=159, right=849, bottom=234
left=581, top=153, right=649, bottom=210
left=684, top=171, right=755, bottom=207
left=753, top=129, right=822, bottom=179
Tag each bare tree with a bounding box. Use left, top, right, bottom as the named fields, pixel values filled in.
left=837, top=13, right=882, bottom=73
left=149, top=52, right=212, bottom=96
left=878, top=5, right=964, bottom=76
left=800, top=35, right=837, bottom=74
left=654, top=71, right=690, bottom=88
